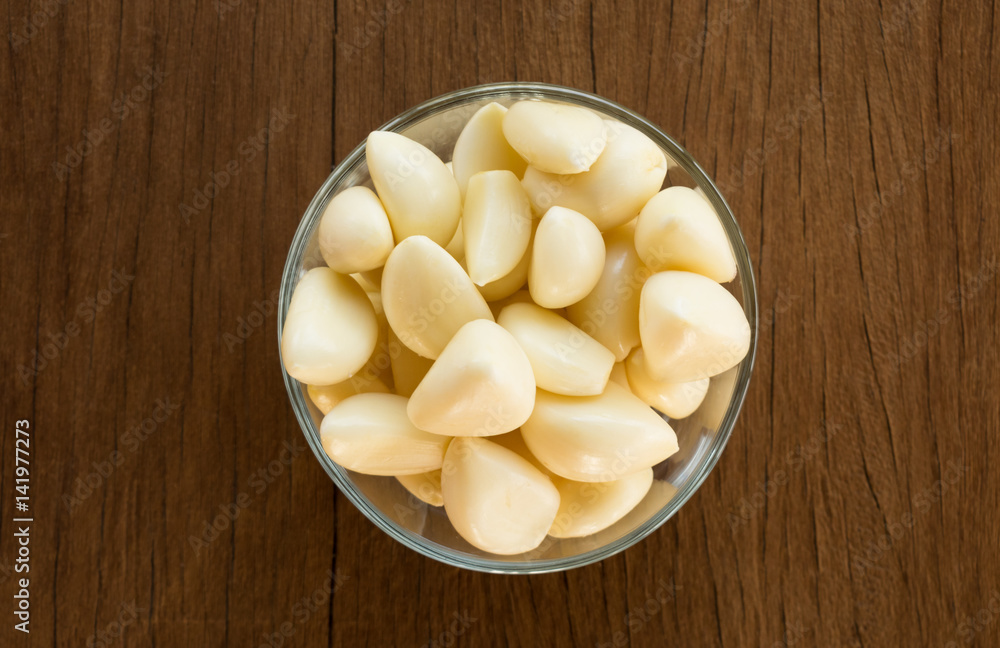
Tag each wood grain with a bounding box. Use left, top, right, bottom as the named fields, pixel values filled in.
left=1, top=0, right=997, bottom=646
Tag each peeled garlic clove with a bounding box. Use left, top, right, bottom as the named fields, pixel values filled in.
left=441, top=437, right=559, bottom=555
left=320, top=393, right=449, bottom=476
left=502, top=100, right=606, bottom=175
left=487, top=288, right=534, bottom=319
left=307, top=376, right=390, bottom=415
left=388, top=328, right=435, bottom=397
left=463, top=170, right=533, bottom=285
left=489, top=429, right=552, bottom=475
left=351, top=271, right=380, bottom=293
left=367, top=289, right=385, bottom=319
left=625, top=348, right=710, bottom=419
left=565, top=221, right=649, bottom=361
left=608, top=362, right=630, bottom=390
left=634, top=186, right=736, bottom=282
left=366, top=131, right=461, bottom=246
left=548, top=468, right=653, bottom=538
left=381, top=236, right=494, bottom=359
left=529, top=206, right=605, bottom=308
left=477, top=246, right=530, bottom=302
left=397, top=470, right=444, bottom=506
left=451, top=102, right=528, bottom=197
left=497, top=302, right=614, bottom=396
left=444, top=219, right=465, bottom=262
left=521, top=121, right=667, bottom=231
left=281, top=268, right=378, bottom=385
left=639, top=271, right=751, bottom=382
left=358, top=266, right=383, bottom=294
left=619, top=478, right=679, bottom=525
left=317, top=186, right=395, bottom=273
left=473, top=217, right=535, bottom=303
left=521, top=382, right=679, bottom=482
left=407, top=320, right=535, bottom=436
left=358, top=291, right=394, bottom=387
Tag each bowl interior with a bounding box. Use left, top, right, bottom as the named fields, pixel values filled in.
left=279, top=83, right=757, bottom=573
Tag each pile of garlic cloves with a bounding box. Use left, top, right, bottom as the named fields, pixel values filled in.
left=282, top=99, right=751, bottom=555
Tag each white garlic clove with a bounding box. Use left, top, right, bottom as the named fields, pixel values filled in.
left=634, top=186, right=737, bottom=282
left=351, top=271, right=380, bottom=293
left=501, top=100, right=606, bottom=175
left=441, top=437, right=560, bottom=555
left=451, top=102, right=527, bottom=197
left=618, top=478, right=679, bottom=526
left=638, top=271, right=750, bottom=382
left=397, top=470, right=444, bottom=507
left=521, top=121, right=667, bottom=231
left=487, top=288, right=534, bottom=319
left=443, top=219, right=465, bottom=262
left=548, top=468, right=653, bottom=538
left=381, top=236, right=494, bottom=359
left=625, top=348, right=710, bottom=419
left=307, top=376, right=390, bottom=415
left=358, top=266, right=384, bottom=295
left=281, top=268, right=378, bottom=385
left=463, top=170, right=533, bottom=285
left=521, top=382, right=679, bottom=482
left=407, top=320, right=535, bottom=436
left=473, top=217, right=536, bottom=303
left=565, top=221, right=649, bottom=361
left=529, top=206, right=605, bottom=308
left=366, top=131, right=461, bottom=246
left=388, top=328, right=435, bottom=397
left=360, top=290, right=395, bottom=387
left=477, top=247, right=530, bottom=302
left=366, top=289, right=384, bottom=318
left=320, top=393, right=450, bottom=476
left=489, top=429, right=552, bottom=475
left=497, top=302, right=614, bottom=396
left=317, top=186, right=395, bottom=274
left=608, top=361, right=630, bottom=390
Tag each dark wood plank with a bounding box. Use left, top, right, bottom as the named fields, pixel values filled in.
left=1, top=0, right=997, bottom=646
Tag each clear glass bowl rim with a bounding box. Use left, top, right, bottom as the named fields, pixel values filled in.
left=278, top=81, right=758, bottom=574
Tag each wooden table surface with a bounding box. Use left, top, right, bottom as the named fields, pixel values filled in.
left=2, top=0, right=998, bottom=646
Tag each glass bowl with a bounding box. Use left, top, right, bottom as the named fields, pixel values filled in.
left=278, top=82, right=757, bottom=574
